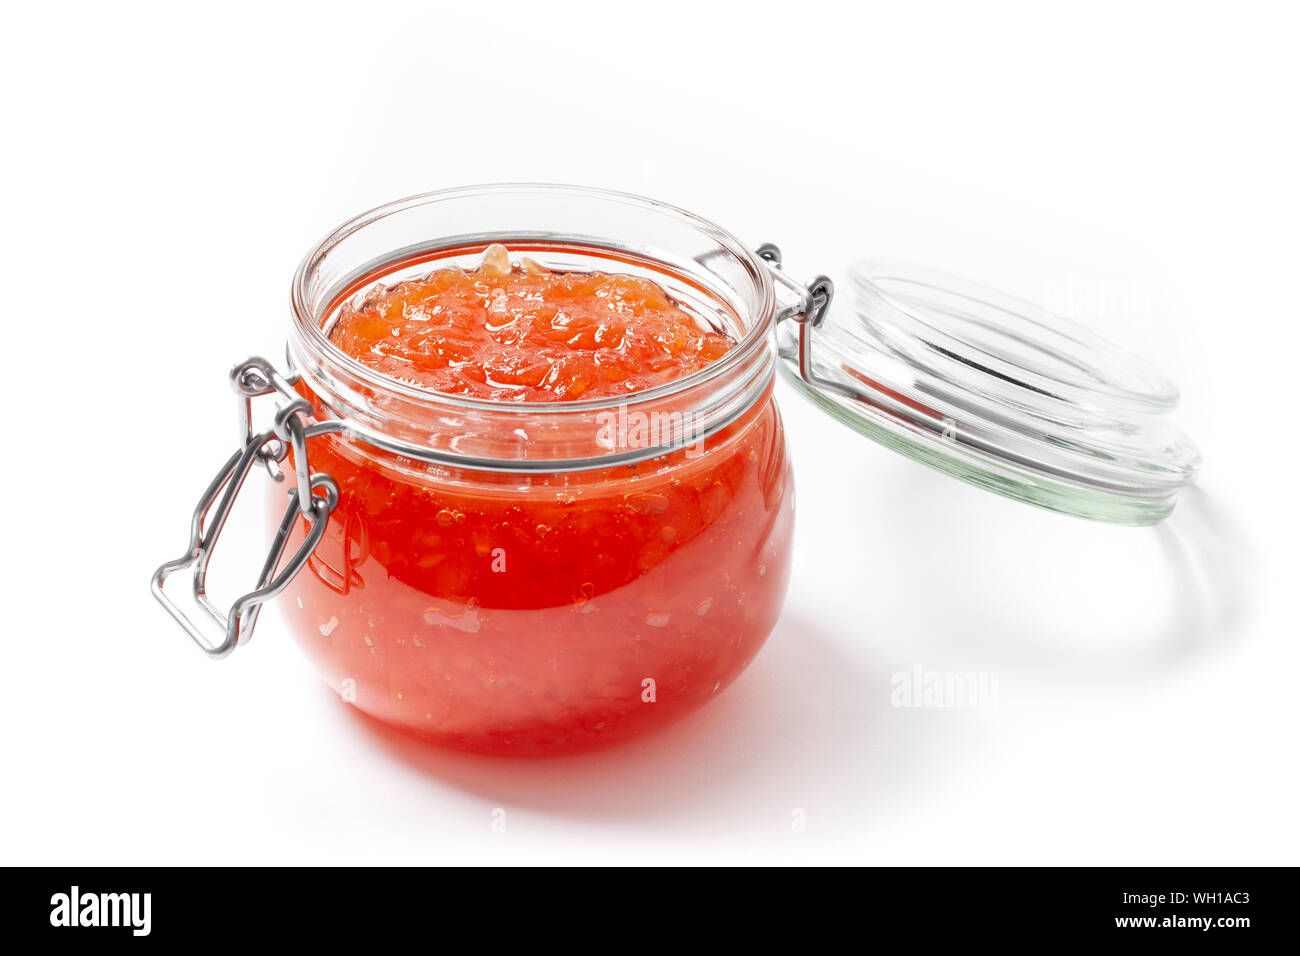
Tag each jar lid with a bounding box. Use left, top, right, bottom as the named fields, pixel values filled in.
left=774, top=259, right=1201, bottom=525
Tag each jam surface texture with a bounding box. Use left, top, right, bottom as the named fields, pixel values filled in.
left=330, top=245, right=733, bottom=401
left=280, top=247, right=792, bottom=755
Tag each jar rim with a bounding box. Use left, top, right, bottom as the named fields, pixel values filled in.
left=289, top=182, right=777, bottom=415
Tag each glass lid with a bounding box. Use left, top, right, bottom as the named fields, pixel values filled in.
left=774, top=259, right=1201, bottom=525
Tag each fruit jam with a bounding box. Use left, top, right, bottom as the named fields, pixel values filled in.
left=331, top=244, right=734, bottom=401
left=279, top=246, right=794, bottom=755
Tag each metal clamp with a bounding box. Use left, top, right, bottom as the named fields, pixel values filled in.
left=758, top=243, right=867, bottom=404
left=151, top=357, right=340, bottom=659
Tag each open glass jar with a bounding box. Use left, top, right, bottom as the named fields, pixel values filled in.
left=154, top=184, right=1199, bottom=756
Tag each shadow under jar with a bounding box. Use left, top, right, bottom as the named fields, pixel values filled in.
left=276, top=186, right=794, bottom=755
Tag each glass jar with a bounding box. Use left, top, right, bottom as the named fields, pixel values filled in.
left=154, top=184, right=1200, bottom=756
left=157, top=185, right=797, bottom=755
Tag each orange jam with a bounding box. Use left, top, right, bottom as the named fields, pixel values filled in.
left=279, top=246, right=793, bottom=755
left=330, top=244, right=734, bottom=401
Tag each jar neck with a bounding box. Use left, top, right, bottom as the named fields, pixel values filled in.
left=286, top=185, right=780, bottom=473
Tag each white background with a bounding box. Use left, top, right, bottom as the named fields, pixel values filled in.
left=2, top=1, right=1296, bottom=865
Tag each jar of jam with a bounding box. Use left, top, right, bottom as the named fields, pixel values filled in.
left=154, top=184, right=1201, bottom=755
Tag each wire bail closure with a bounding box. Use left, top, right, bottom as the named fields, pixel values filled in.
left=151, top=357, right=340, bottom=659
left=758, top=242, right=847, bottom=398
